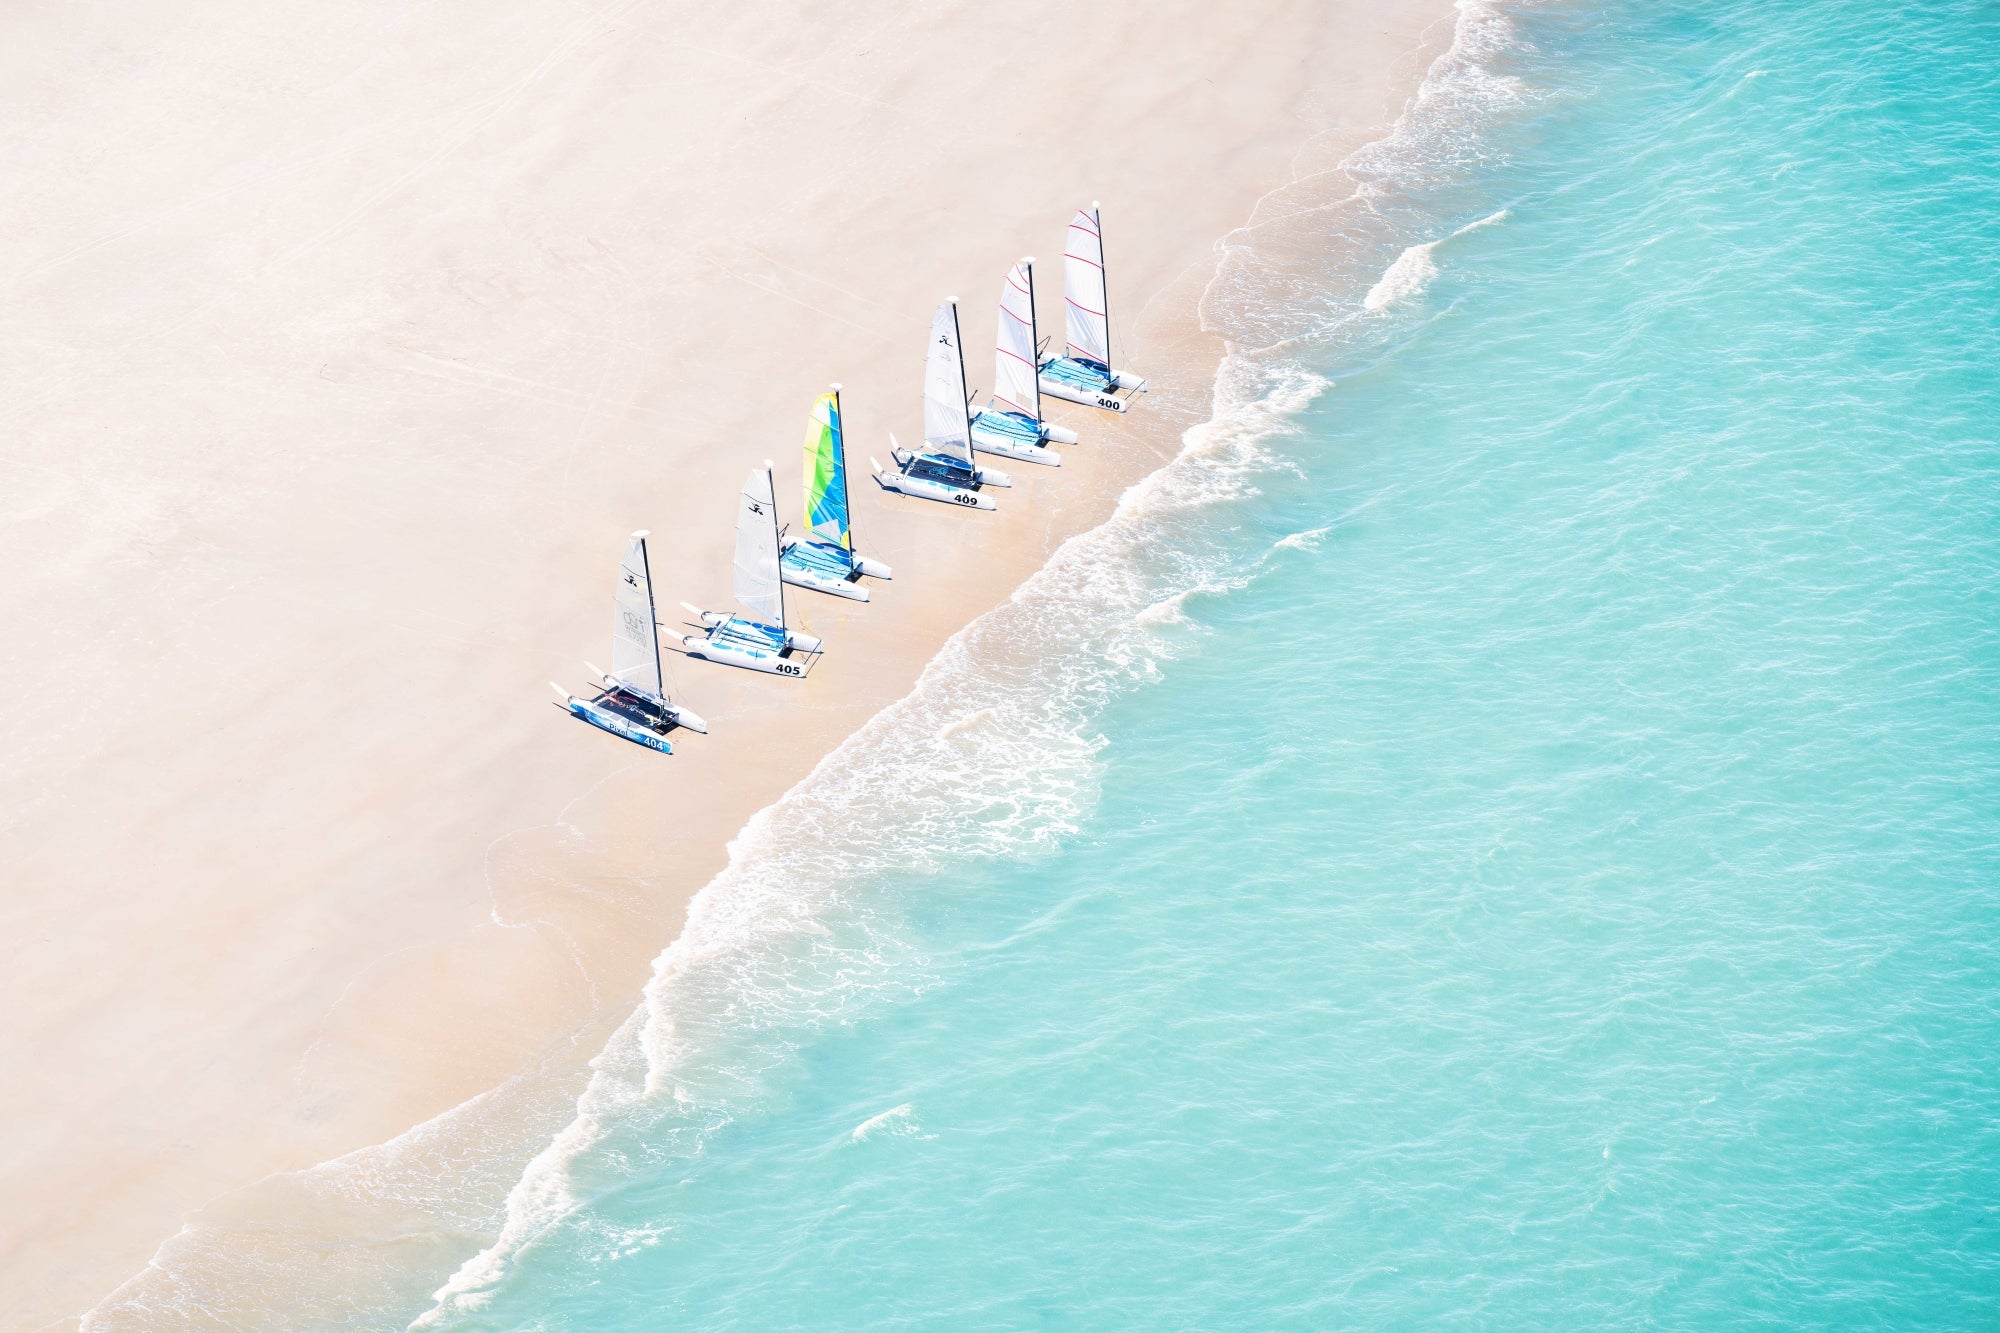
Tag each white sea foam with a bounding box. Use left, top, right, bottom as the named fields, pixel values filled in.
left=1134, top=588, right=1202, bottom=628
left=1365, top=209, right=1510, bottom=312
left=1275, top=525, right=1332, bottom=552
left=850, top=1103, right=918, bottom=1142
left=936, top=707, right=995, bottom=741
left=1365, top=243, right=1442, bottom=311
left=82, top=1053, right=591, bottom=1331
left=1205, top=0, right=1537, bottom=357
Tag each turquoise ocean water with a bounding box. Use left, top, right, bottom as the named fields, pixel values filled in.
left=413, top=0, right=2000, bottom=1326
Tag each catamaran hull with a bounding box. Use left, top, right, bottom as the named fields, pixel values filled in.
left=779, top=542, right=891, bottom=601
left=1040, top=376, right=1128, bottom=413
left=971, top=409, right=1076, bottom=458
left=682, top=611, right=821, bottom=676
left=970, top=430, right=1062, bottom=467
left=1039, top=356, right=1146, bottom=413
left=579, top=664, right=707, bottom=733
left=781, top=565, right=870, bottom=601
left=564, top=695, right=673, bottom=754
left=693, top=610, right=820, bottom=653
left=872, top=466, right=996, bottom=510
left=683, top=636, right=810, bottom=677
left=683, top=637, right=809, bottom=677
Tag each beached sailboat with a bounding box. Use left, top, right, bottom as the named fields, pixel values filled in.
left=551, top=531, right=708, bottom=753
left=681, top=464, right=824, bottom=676
left=779, top=385, right=892, bottom=601
left=873, top=300, right=1013, bottom=509
left=969, top=258, right=1077, bottom=466
left=1038, top=204, right=1148, bottom=413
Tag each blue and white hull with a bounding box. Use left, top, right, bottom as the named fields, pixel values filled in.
left=1039, top=355, right=1147, bottom=413
left=871, top=447, right=1008, bottom=510
left=970, top=408, right=1066, bottom=466
left=878, top=469, right=994, bottom=509
left=551, top=678, right=706, bottom=754
left=565, top=694, right=672, bottom=753
left=682, top=612, right=821, bottom=678
left=780, top=539, right=892, bottom=602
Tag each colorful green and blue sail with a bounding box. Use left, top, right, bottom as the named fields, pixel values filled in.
left=783, top=384, right=892, bottom=601
left=804, top=389, right=851, bottom=550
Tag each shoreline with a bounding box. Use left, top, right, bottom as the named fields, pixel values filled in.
left=4, top=2, right=1455, bottom=1326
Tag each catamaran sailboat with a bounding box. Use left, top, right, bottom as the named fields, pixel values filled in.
left=551, top=531, right=708, bottom=753
left=873, top=300, right=1013, bottom=509
left=681, top=464, right=824, bottom=676
left=779, top=385, right=892, bottom=601
left=969, top=258, right=1077, bottom=467
left=1038, top=204, right=1148, bottom=413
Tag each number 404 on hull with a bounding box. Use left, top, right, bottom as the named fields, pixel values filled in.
left=552, top=531, right=707, bottom=754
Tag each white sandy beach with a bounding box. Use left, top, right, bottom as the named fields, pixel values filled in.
left=0, top=1, right=1450, bottom=1324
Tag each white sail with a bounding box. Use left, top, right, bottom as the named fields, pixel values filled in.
left=1063, top=206, right=1111, bottom=367
left=995, top=259, right=1040, bottom=419
left=612, top=531, right=664, bottom=702
left=734, top=464, right=784, bottom=626
left=923, top=300, right=973, bottom=465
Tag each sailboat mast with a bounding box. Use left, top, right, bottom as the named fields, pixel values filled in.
left=1092, top=203, right=1112, bottom=376
left=1023, top=258, right=1043, bottom=422
left=639, top=534, right=663, bottom=701
left=829, top=383, right=851, bottom=551
left=765, top=460, right=785, bottom=629
left=951, top=299, right=973, bottom=468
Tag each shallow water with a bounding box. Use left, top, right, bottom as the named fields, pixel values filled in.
left=415, top=0, right=2000, bottom=1326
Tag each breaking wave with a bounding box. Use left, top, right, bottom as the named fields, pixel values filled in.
left=850, top=1103, right=920, bottom=1143
left=1365, top=208, right=1511, bottom=311
left=1366, top=241, right=1443, bottom=311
